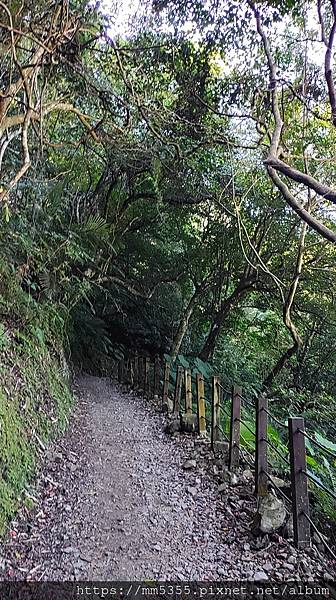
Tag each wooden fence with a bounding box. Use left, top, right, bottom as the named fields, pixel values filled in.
left=114, top=355, right=336, bottom=558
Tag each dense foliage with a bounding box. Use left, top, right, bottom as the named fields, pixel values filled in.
left=0, top=0, right=335, bottom=532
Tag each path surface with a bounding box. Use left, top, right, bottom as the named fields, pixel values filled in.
left=0, top=375, right=335, bottom=581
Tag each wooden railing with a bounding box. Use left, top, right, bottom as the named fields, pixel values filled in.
left=114, top=355, right=336, bottom=559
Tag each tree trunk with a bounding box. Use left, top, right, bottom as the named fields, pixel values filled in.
left=199, top=277, right=256, bottom=362
left=263, top=222, right=307, bottom=389
left=170, top=286, right=202, bottom=363
left=263, top=342, right=298, bottom=388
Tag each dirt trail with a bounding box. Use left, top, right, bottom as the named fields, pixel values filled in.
left=0, top=375, right=334, bottom=581
left=69, top=375, right=225, bottom=580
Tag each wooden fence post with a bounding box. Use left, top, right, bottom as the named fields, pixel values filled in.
left=255, top=394, right=268, bottom=496
left=129, top=358, right=135, bottom=388
left=154, top=356, right=160, bottom=399
left=133, top=354, right=139, bottom=389
left=162, top=362, right=170, bottom=410
left=128, top=359, right=133, bottom=386
left=288, top=417, right=311, bottom=549
left=118, top=360, right=124, bottom=385
left=211, top=376, right=221, bottom=449
left=185, top=368, right=192, bottom=415
left=144, top=357, right=150, bottom=397
left=173, top=366, right=184, bottom=413
left=125, top=359, right=132, bottom=391
left=229, top=385, right=241, bottom=471
left=138, top=356, right=144, bottom=394
left=196, top=373, right=206, bottom=435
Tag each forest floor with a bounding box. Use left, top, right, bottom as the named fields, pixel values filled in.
left=0, top=375, right=335, bottom=581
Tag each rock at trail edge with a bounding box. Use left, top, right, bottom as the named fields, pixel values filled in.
left=253, top=493, right=286, bottom=534
left=180, top=413, right=198, bottom=433
left=162, top=398, right=174, bottom=414
left=164, top=417, right=180, bottom=434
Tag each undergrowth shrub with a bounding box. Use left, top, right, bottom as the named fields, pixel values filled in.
left=0, top=262, right=73, bottom=533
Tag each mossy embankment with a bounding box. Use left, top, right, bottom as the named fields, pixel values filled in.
left=0, top=264, right=73, bottom=534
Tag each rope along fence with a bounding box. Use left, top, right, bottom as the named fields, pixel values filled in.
left=114, top=356, right=336, bottom=559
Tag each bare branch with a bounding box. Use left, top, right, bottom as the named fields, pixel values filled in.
left=264, top=155, right=336, bottom=204
left=247, top=0, right=283, bottom=156
left=0, top=109, right=32, bottom=204
left=249, top=0, right=336, bottom=243
left=267, top=166, right=336, bottom=243
left=324, top=0, right=336, bottom=125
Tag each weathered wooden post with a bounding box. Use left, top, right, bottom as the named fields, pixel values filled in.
left=144, top=357, right=150, bottom=398
left=129, top=358, right=135, bottom=388
left=162, top=362, right=170, bottom=411
left=154, top=356, right=160, bottom=399
left=288, top=417, right=311, bottom=549
left=125, top=359, right=133, bottom=391
left=211, top=376, right=221, bottom=449
left=173, top=366, right=184, bottom=413
left=185, top=368, right=192, bottom=415
left=138, top=356, right=144, bottom=394
left=123, top=360, right=130, bottom=392
left=229, top=385, right=241, bottom=470
left=118, top=360, right=124, bottom=385
left=133, top=354, right=139, bottom=389
left=196, top=373, right=206, bottom=435
left=111, top=359, right=116, bottom=381
left=255, top=394, right=268, bottom=496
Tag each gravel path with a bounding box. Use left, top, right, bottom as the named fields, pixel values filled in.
left=0, top=375, right=335, bottom=581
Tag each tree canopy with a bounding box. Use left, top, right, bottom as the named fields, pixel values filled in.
left=1, top=1, right=336, bottom=515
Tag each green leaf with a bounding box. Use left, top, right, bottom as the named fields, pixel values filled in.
left=306, top=456, right=319, bottom=470
left=163, top=353, right=173, bottom=365
left=305, top=438, right=315, bottom=457
left=177, top=354, right=190, bottom=368
left=315, top=433, right=336, bottom=454
left=3, top=204, right=10, bottom=223
left=193, top=356, right=212, bottom=379
left=322, top=457, right=335, bottom=491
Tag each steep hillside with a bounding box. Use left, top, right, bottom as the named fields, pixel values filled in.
left=0, top=263, right=73, bottom=533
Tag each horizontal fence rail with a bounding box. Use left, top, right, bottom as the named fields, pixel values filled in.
left=113, top=355, right=336, bottom=559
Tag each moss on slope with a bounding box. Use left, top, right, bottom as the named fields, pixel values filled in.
left=0, top=265, right=73, bottom=534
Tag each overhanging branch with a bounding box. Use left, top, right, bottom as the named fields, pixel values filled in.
left=267, top=166, right=336, bottom=243
left=264, top=156, right=336, bottom=204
